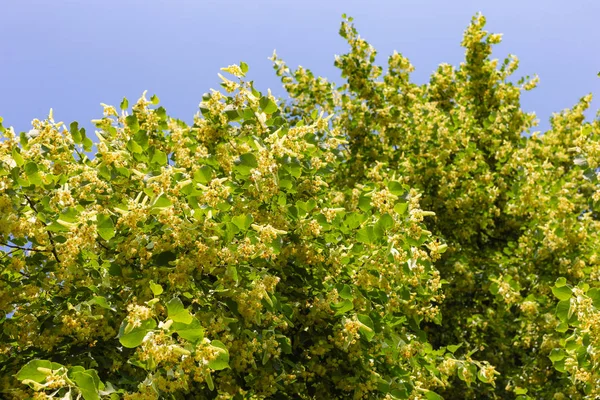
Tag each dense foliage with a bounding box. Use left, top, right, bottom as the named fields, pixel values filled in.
left=1, top=13, right=599, bottom=399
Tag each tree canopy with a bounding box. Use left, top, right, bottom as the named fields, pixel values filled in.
left=1, top=13, right=599, bottom=400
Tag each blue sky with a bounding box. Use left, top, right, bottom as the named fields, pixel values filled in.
left=1, top=0, right=599, bottom=134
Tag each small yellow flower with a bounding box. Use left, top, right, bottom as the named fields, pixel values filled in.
left=220, top=64, right=244, bottom=78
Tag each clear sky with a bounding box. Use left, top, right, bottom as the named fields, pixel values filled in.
left=1, top=0, right=599, bottom=134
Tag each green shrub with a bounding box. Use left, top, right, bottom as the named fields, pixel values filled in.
left=1, top=13, right=599, bottom=400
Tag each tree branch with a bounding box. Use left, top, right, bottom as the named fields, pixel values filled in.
left=23, top=194, right=61, bottom=264
left=96, top=239, right=109, bottom=251
left=0, top=243, right=51, bottom=253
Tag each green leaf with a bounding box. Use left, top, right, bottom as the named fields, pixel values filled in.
left=387, top=181, right=405, bottom=196
left=357, top=314, right=375, bottom=341
left=286, top=161, right=302, bottom=178
left=240, top=61, right=249, bottom=74
left=84, top=369, right=104, bottom=391
left=555, top=277, right=567, bottom=287
left=250, top=82, right=260, bottom=98
left=70, top=121, right=82, bottom=143
left=152, top=194, right=172, bottom=209
left=118, top=318, right=156, bottom=348
left=447, top=344, right=462, bottom=354
left=24, top=162, right=38, bottom=175
left=232, top=214, right=254, bottom=231
left=424, top=391, right=443, bottom=400
left=234, top=153, right=258, bottom=175
left=16, top=359, right=64, bottom=383
left=88, top=296, right=113, bottom=310
left=556, top=299, right=571, bottom=323
left=116, top=167, right=130, bottom=177
left=549, top=348, right=565, bottom=362
left=489, top=282, right=499, bottom=295
left=72, top=371, right=100, bottom=400
left=357, top=226, right=379, bottom=244
left=46, top=221, right=70, bottom=233
left=553, top=358, right=565, bottom=372
left=133, top=130, right=149, bottom=150
left=207, top=340, right=230, bottom=370
left=125, top=115, right=139, bottom=133
left=166, top=297, right=193, bottom=324
left=556, top=322, right=569, bottom=333
left=394, top=202, right=408, bottom=215
left=259, top=96, right=278, bottom=114
left=338, top=284, right=353, bottom=300
left=205, top=371, right=215, bottom=390
left=151, top=149, right=168, bottom=165
left=224, top=106, right=241, bottom=122
left=12, top=148, right=24, bottom=166
left=127, top=139, right=143, bottom=154
left=223, top=222, right=238, bottom=243
left=552, top=285, right=572, bottom=301
left=226, top=265, right=239, bottom=284
left=149, top=281, right=163, bottom=296
left=19, top=132, right=29, bottom=147
left=330, top=299, right=354, bottom=316
left=376, top=213, right=394, bottom=231
left=96, top=214, right=115, bottom=241
left=150, top=94, right=160, bottom=105
left=389, top=387, right=409, bottom=399
left=193, top=165, right=213, bottom=184
left=587, top=288, right=600, bottom=308
left=358, top=195, right=372, bottom=212
left=68, top=366, right=85, bottom=375
left=83, top=135, right=93, bottom=152
left=120, top=97, right=129, bottom=110
left=24, top=162, right=43, bottom=186
left=155, top=106, right=167, bottom=120
left=172, top=318, right=204, bottom=343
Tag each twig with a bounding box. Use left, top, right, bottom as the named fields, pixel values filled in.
left=0, top=243, right=51, bottom=253
left=23, top=194, right=61, bottom=264
left=96, top=239, right=109, bottom=251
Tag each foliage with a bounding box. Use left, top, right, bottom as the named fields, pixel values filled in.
left=1, top=12, right=599, bottom=400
